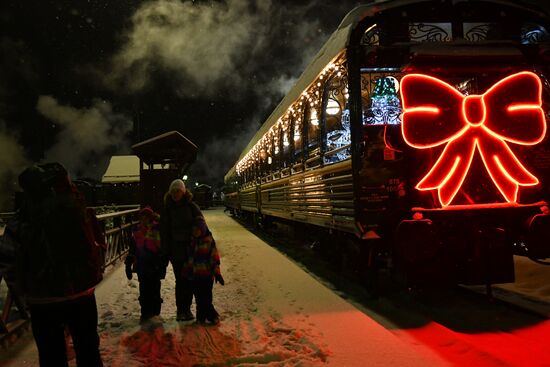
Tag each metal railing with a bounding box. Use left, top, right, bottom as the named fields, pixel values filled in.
left=0, top=207, right=139, bottom=340
left=97, top=208, right=139, bottom=267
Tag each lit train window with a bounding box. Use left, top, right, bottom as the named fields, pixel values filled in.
left=282, top=124, right=291, bottom=168
left=293, top=115, right=304, bottom=163
left=305, top=105, right=321, bottom=157
left=324, top=73, right=351, bottom=164
left=361, top=74, right=402, bottom=126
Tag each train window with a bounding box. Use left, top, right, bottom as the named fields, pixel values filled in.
left=266, top=133, right=274, bottom=172
left=282, top=124, right=291, bottom=168
left=305, top=105, right=321, bottom=158
left=292, top=115, right=304, bottom=163
left=323, top=74, right=351, bottom=164
left=259, top=144, right=268, bottom=177
left=361, top=74, right=402, bottom=126
left=273, top=125, right=281, bottom=170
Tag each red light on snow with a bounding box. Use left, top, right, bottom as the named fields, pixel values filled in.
left=400, top=72, right=546, bottom=207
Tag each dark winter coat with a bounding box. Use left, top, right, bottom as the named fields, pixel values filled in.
left=9, top=188, right=104, bottom=303
left=160, top=191, right=202, bottom=265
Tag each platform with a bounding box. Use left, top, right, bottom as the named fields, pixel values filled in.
left=0, top=209, right=448, bottom=366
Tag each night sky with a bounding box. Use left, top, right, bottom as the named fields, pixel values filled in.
left=0, top=0, right=362, bottom=208
left=1, top=0, right=550, bottom=210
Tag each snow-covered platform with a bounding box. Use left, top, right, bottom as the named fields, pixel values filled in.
left=0, top=209, right=449, bottom=366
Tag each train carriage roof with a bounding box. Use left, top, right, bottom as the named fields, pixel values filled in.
left=225, top=0, right=549, bottom=182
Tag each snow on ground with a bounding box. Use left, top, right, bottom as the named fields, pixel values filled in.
left=3, top=209, right=550, bottom=366
left=498, top=256, right=550, bottom=304
left=0, top=209, right=449, bottom=367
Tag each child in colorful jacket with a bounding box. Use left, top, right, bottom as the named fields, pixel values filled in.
left=185, top=215, right=224, bottom=324
left=125, top=207, right=165, bottom=321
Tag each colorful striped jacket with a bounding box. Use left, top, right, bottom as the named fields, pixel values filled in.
left=182, top=217, right=221, bottom=281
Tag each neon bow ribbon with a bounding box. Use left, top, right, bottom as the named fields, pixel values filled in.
left=400, top=72, right=546, bottom=206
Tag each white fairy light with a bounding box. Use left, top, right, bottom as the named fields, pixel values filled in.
left=310, top=110, right=319, bottom=126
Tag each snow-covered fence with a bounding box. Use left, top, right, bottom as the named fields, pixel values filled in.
left=96, top=207, right=140, bottom=267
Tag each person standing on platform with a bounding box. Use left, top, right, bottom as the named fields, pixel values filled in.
left=160, top=179, right=202, bottom=321
left=4, top=162, right=104, bottom=367
left=125, top=206, right=165, bottom=322
left=188, top=215, right=224, bottom=324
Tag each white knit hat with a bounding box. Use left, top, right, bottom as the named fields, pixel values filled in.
left=169, top=179, right=186, bottom=193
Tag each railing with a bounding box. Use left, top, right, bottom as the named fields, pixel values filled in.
left=0, top=207, right=139, bottom=341
left=97, top=208, right=139, bottom=267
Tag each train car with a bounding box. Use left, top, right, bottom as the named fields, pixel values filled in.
left=193, top=184, right=213, bottom=209
left=224, top=0, right=550, bottom=287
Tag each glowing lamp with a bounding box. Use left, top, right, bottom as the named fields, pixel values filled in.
left=400, top=71, right=546, bottom=207
left=326, top=99, right=341, bottom=115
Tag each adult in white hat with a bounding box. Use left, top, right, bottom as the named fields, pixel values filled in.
left=160, top=179, right=202, bottom=321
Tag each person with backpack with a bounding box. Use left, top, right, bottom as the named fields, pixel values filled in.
left=160, top=179, right=202, bottom=321
left=125, top=206, right=165, bottom=322
left=6, top=162, right=104, bottom=367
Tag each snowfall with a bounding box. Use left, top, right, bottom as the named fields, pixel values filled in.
left=1, top=209, right=550, bottom=366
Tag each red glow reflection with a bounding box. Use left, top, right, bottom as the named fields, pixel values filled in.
left=400, top=72, right=546, bottom=206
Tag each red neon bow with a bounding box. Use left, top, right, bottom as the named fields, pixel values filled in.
left=400, top=72, right=546, bottom=207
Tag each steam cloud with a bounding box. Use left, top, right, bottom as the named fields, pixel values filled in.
left=105, top=0, right=343, bottom=185
left=37, top=96, right=133, bottom=180
left=107, top=0, right=329, bottom=100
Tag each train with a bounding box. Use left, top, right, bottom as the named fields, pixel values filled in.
left=224, top=0, right=550, bottom=288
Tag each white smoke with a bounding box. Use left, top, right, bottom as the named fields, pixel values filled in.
left=36, top=96, right=133, bottom=179
left=103, top=0, right=358, bottom=184
left=106, top=0, right=329, bottom=100
left=106, top=0, right=258, bottom=95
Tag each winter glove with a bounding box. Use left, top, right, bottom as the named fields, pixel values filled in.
left=124, top=255, right=135, bottom=280
left=215, top=274, right=225, bottom=286
left=125, top=263, right=133, bottom=280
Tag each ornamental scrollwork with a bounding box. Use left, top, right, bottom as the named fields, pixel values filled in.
left=361, top=26, right=380, bottom=46
left=464, top=23, right=491, bottom=42
left=521, top=23, right=550, bottom=44
left=409, top=23, right=451, bottom=42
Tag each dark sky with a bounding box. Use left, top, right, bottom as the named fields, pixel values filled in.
left=0, top=0, right=362, bottom=205
left=1, top=0, right=550, bottom=209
